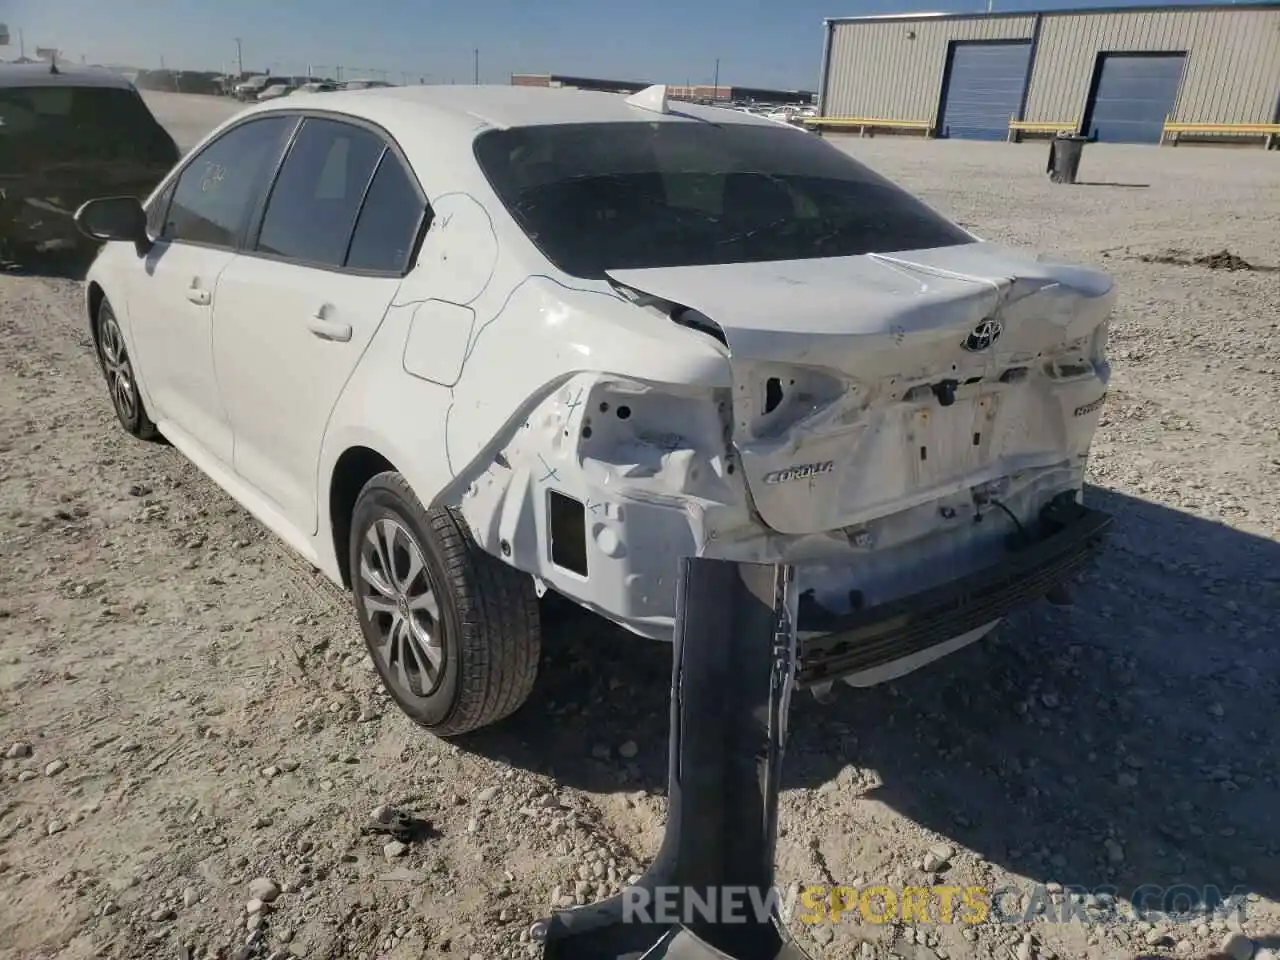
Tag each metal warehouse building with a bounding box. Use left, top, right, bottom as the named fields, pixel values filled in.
left=815, top=2, right=1280, bottom=143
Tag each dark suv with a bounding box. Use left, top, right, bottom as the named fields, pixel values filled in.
left=1, top=62, right=178, bottom=255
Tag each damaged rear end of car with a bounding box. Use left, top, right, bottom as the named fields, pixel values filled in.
left=465, top=112, right=1116, bottom=688
left=609, top=242, right=1115, bottom=686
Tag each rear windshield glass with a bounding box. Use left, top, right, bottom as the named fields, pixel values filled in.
left=0, top=85, right=176, bottom=169
left=473, top=120, right=973, bottom=279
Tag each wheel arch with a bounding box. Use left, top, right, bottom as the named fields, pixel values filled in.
left=329, top=445, right=398, bottom=589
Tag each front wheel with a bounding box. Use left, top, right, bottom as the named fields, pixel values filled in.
left=95, top=298, right=160, bottom=441
left=349, top=472, right=541, bottom=737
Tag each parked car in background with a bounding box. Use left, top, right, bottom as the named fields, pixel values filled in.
left=234, top=75, right=278, bottom=100
left=295, top=81, right=339, bottom=94
left=765, top=105, right=814, bottom=126
left=0, top=62, right=178, bottom=256
left=75, top=83, right=1115, bottom=738
left=256, top=82, right=297, bottom=102
left=342, top=79, right=394, bottom=90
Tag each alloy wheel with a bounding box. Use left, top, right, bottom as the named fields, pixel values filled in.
left=98, top=313, right=138, bottom=425
left=358, top=517, right=446, bottom=700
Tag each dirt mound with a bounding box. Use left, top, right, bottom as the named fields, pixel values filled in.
left=1193, top=249, right=1256, bottom=271
left=1131, top=247, right=1267, bottom=271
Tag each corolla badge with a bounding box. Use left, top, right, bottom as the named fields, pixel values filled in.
left=762, top=461, right=835, bottom=485
left=962, top=317, right=1004, bottom=352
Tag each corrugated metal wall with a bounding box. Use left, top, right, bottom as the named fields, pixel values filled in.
left=823, top=16, right=1035, bottom=120
left=1025, top=8, right=1280, bottom=123
left=821, top=6, right=1280, bottom=127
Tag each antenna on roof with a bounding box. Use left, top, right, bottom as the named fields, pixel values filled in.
left=625, top=84, right=669, bottom=115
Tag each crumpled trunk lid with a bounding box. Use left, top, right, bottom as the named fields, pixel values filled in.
left=608, top=241, right=1116, bottom=536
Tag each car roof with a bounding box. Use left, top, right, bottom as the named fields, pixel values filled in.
left=211, top=84, right=801, bottom=205
left=250, top=83, right=782, bottom=134
left=0, top=62, right=136, bottom=90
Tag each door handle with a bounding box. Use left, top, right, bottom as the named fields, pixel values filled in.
left=185, top=284, right=211, bottom=306
left=307, top=315, right=352, bottom=342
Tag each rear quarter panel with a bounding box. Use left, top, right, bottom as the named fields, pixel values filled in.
left=314, top=217, right=732, bottom=582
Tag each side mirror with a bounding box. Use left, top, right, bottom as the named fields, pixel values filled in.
left=74, top=196, right=150, bottom=249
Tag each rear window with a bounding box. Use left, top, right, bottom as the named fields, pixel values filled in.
left=0, top=85, right=176, bottom=170
left=473, top=121, right=973, bottom=280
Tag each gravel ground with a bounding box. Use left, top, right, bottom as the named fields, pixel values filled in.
left=1, top=97, right=1278, bottom=960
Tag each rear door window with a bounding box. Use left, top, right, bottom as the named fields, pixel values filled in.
left=254, top=117, right=384, bottom=268
left=344, top=151, right=427, bottom=273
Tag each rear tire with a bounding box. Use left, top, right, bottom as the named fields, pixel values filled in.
left=349, top=471, right=541, bottom=737
left=95, top=298, right=161, bottom=442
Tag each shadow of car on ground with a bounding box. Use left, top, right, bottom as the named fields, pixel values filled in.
left=460, top=484, right=1280, bottom=925
left=0, top=243, right=99, bottom=282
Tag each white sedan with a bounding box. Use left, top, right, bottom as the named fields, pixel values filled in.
left=255, top=83, right=295, bottom=102
left=294, top=81, right=339, bottom=94
left=75, top=84, right=1116, bottom=736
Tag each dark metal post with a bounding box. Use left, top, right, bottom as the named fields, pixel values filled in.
left=537, top=558, right=814, bottom=960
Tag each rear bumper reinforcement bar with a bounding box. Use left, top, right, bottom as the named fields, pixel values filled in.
left=796, top=495, right=1113, bottom=688
left=538, top=559, right=811, bottom=960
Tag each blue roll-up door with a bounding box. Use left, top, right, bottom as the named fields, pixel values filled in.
left=1085, top=53, right=1186, bottom=144
left=937, top=41, right=1033, bottom=140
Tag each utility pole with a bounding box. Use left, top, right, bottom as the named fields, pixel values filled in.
left=234, top=36, right=243, bottom=77
left=18, top=28, right=24, bottom=60
left=713, top=57, right=720, bottom=96
left=473, top=48, right=479, bottom=84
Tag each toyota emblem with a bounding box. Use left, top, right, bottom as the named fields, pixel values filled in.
left=962, top=317, right=1004, bottom=352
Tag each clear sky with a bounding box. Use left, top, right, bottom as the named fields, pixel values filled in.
left=2, top=0, right=1259, bottom=90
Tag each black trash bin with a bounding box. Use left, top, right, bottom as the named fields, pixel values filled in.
left=1047, top=133, right=1088, bottom=184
